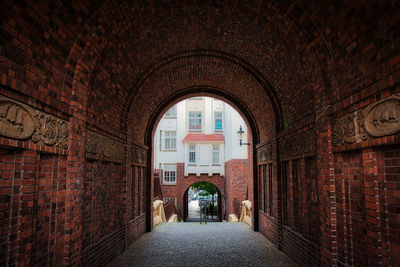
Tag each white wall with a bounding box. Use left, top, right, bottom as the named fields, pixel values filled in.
left=176, top=101, right=186, bottom=162
left=225, top=105, right=248, bottom=161
left=183, top=142, right=225, bottom=176
left=153, top=116, right=177, bottom=169
left=154, top=97, right=248, bottom=171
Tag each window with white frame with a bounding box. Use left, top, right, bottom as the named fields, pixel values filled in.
left=189, top=112, right=202, bottom=131
left=163, top=131, right=176, bottom=150
left=214, top=112, right=223, bottom=131
left=165, top=105, right=177, bottom=118
left=163, top=164, right=176, bottom=184
left=189, top=145, right=196, bottom=163
left=213, top=145, right=220, bottom=164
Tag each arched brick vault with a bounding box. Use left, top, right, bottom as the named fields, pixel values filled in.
left=126, top=51, right=277, bottom=146
left=83, top=0, right=327, bottom=136
left=0, top=1, right=397, bottom=118
left=78, top=0, right=399, bottom=139
left=0, top=0, right=399, bottom=266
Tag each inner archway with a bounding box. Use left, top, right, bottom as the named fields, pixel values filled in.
left=184, top=182, right=221, bottom=222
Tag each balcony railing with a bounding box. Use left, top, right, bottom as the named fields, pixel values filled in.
left=185, top=164, right=224, bottom=176
left=154, top=173, right=163, bottom=201
left=164, top=198, right=178, bottom=222
left=233, top=198, right=241, bottom=219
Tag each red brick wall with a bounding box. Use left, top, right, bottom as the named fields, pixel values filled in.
left=382, top=145, right=400, bottom=266
left=33, top=153, right=67, bottom=266
left=126, top=163, right=146, bottom=248
left=260, top=153, right=321, bottom=266
left=160, top=163, right=226, bottom=219
left=224, top=159, right=250, bottom=218
left=0, top=148, right=68, bottom=266
left=331, top=145, right=400, bottom=267
left=0, top=1, right=399, bottom=266
left=82, top=160, right=123, bottom=266
left=160, top=160, right=250, bottom=221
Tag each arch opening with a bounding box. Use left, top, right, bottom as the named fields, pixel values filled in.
left=148, top=94, right=259, bottom=230
left=184, top=181, right=221, bottom=222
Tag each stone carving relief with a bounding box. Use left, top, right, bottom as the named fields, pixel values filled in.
left=332, top=94, right=400, bottom=146
left=131, top=147, right=147, bottom=164
left=31, top=112, right=69, bottom=148
left=364, top=95, right=400, bottom=137
left=279, top=130, right=316, bottom=158
left=332, top=111, right=367, bottom=146
left=0, top=97, right=35, bottom=139
left=257, top=144, right=272, bottom=162
left=0, top=95, right=69, bottom=148
left=86, top=130, right=124, bottom=160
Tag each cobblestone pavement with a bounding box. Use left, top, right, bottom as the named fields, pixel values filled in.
left=108, top=222, right=297, bottom=267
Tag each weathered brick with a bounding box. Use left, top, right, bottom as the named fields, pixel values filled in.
left=0, top=1, right=399, bottom=266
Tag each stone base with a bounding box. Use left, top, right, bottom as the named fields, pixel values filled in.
left=228, top=214, right=239, bottom=222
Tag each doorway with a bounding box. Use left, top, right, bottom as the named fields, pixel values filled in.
left=184, top=182, right=222, bottom=222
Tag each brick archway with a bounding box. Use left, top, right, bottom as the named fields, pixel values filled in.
left=1, top=1, right=399, bottom=266
left=182, top=181, right=223, bottom=222
left=144, top=89, right=261, bottom=231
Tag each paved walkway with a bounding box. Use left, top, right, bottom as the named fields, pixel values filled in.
left=108, top=223, right=297, bottom=267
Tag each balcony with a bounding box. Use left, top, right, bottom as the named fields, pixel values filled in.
left=185, top=163, right=224, bottom=176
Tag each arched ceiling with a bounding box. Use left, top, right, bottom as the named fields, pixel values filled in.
left=125, top=51, right=277, bottom=145
left=1, top=0, right=398, bottom=145
left=82, top=0, right=326, bottom=141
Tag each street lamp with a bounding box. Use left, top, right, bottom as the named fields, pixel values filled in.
left=237, top=125, right=250, bottom=146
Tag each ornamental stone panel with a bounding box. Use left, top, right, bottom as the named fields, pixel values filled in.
left=364, top=95, right=400, bottom=137
left=279, top=130, right=316, bottom=159
left=0, top=95, right=69, bottom=148
left=332, top=94, right=400, bottom=146
left=85, top=129, right=124, bottom=160
left=257, top=144, right=273, bottom=162
left=131, top=147, right=147, bottom=164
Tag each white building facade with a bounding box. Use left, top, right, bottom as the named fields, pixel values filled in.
left=153, top=97, right=248, bottom=183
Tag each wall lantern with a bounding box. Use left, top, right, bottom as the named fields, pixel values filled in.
left=237, top=125, right=250, bottom=146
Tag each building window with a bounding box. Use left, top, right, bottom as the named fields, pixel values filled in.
left=282, top=161, right=289, bottom=225
left=268, top=163, right=273, bottom=217
left=214, top=112, right=223, bottom=131
left=163, top=131, right=176, bottom=150
left=165, top=105, right=177, bottom=118
left=189, top=112, right=202, bottom=131
left=138, top=167, right=142, bottom=215
left=259, top=165, right=263, bottom=211
left=131, top=166, right=135, bottom=219
left=163, top=164, right=176, bottom=184
left=212, top=145, right=219, bottom=164
left=189, top=145, right=196, bottom=163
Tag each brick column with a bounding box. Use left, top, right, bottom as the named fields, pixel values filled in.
left=64, top=77, right=88, bottom=266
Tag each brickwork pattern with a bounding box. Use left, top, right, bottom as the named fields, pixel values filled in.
left=82, top=160, right=124, bottom=265
left=0, top=0, right=399, bottom=266
left=0, top=148, right=67, bottom=266
left=225, top=159, right=250, bottom=218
